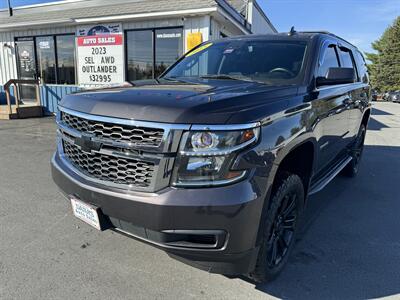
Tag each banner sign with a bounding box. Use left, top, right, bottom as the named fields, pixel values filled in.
left=76, top=23, right=124, bottom=86
left=77, top=23, right=122, bottom=36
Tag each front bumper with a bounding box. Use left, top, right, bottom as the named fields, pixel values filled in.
left=51, top=152, right=267, bottom=275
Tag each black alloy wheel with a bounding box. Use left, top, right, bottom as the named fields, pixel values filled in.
left=250, top=173, right=304, bottom=283
left=266, top=193, right=298, bottom=267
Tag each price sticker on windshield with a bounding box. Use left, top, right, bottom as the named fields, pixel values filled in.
left=186, top=43, right=213, bottom=57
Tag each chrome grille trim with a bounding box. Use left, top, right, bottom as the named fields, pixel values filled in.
left=58, top=106, right=190, bottom=153
left=56, top=106, right=189, bottom=192
left=62, top=112, right=164, bottom=147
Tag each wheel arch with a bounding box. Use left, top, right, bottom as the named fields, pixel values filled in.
left=254, top=135, right=317, bottom=247
left=272, top=137, right=317, bottom=197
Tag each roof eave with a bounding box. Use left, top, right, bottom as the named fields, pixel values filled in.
left=216, top=0, right=251, bottom=33
left=73, top=7, right=217, bottom=23
left=0, top=7, right=219, bottom=31
left=252, top=0, right=277, bottom=33
left=0, top=19, right=75, bottom=31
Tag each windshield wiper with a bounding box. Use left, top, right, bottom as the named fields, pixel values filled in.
left=162, top=76, right=178, bottom=81
left=161, top=76, right=192, bottom=84
left=199, top=74, right=253, bottom=82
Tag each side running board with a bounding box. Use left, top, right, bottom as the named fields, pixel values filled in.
left=309, top=156, right=353, bottom=195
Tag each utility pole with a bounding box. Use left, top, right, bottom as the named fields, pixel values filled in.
left=8, top=0, right=13, bottom=16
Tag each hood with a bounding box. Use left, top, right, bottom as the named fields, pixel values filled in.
left=60, top=79, right=299, bottom=124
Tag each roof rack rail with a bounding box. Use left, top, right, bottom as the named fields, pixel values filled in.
left=300, top=31, right=332, bottom=35
left=297, top=31, right=356, bottom=48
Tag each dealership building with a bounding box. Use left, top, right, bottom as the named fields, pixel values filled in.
left=0, top=0, right=276, bottom=117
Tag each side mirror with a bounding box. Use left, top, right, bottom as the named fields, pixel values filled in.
left=316, top=67, right=355, bottom=86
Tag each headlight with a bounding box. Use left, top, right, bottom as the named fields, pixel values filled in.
left=172, top=126, right=260, bottom=187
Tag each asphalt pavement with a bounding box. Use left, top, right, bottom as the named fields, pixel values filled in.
left=0, top=102, right=399, bottom=300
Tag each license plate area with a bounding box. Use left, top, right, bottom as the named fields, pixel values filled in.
left=71, top=197, right=102, bottom=230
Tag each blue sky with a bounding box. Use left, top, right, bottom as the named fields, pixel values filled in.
left=1, top=0, right=399, bottom=53
left=0, top=0, right=57, bottom=8
left=259, top=0, right=400, bottom=53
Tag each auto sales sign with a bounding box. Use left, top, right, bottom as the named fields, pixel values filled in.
left=76, top=24, right=124, bottom=86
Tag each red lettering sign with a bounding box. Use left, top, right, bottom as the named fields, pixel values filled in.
left=77, top=34, right=123, bottom=47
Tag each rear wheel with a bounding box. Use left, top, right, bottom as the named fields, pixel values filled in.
left=249, top=173, right=304, bottom=283
left=343, top=124, right=366, bottom=177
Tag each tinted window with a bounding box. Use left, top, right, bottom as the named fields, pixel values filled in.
left=354, top=51, right=369, bottom=83
left=126, top=28, right=184, bottom=81
left=318, top=45, right=339, bottom=77
left=165, top=41, right=308, bottom=85
left=338, top=47, right=355, bottom=69
left=126, top=30, right=153, bottom=81
left=56, top=35, right=76, bottom=84
left=36, top=36, right=56, bottom=84
left=155, top=28, right=183, bottom=77
left=178, top=45, right=223, bottom=77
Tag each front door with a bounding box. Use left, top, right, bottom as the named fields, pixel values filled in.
left=15, top=38, right=37, bottom=103
left=314, top=43, right=350, bottom=173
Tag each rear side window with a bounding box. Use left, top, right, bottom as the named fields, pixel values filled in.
left=354, top=51, right=369, bottom=83
left=338, top=47, right=355, bottom=69
left=318, top=45, right=339, bottom=77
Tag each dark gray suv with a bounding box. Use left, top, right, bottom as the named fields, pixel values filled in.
left=52, top=31, right=371, bottom=282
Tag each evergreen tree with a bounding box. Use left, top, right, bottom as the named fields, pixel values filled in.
left=366, top=16, right=400, bottom=91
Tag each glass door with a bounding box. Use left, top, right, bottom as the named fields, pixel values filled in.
left=36, top=36, right=57, bottom=84
left=15, top=38, right=37, bottom=103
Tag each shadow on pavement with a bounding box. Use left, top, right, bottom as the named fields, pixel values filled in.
left=253, top=145, right=400, bottom=299
left=367, top=117, right=389, bottom=131
left=371, top=108, right=393, bottom=116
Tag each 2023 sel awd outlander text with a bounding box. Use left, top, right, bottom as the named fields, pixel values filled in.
left=52, top=31, right=371, bottom=282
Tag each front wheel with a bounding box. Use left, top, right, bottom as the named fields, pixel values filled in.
left=249, top=173, right=304, bottom=283
left=343, top=124, right=366, bottom=177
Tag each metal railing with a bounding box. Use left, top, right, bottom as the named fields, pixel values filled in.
left=3, top=79, right=40, bottom=115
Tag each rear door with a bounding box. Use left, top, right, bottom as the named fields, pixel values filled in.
left=314, top=43, right=350, bottom=172
left=345, top=49, right=370, bottom=139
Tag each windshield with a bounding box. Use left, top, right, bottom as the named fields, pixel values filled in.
left=163, top=40, right=308, bottom=85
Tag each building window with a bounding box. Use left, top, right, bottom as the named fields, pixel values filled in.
left=56, top=35, right=76, bottom=84
left=126, top=27, right=183, bottom=81
left=155, top=28, right=183, bottom=77
left=15, top=34, right=76, bottom=85
left=126, top=30, right=154, bottom=81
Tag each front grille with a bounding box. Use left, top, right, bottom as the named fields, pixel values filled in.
left=63, top=140, right=155, bottom=187
left=62, top=112, right=164, bottom=147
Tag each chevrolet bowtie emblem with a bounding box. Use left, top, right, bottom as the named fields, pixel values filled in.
left=75, top=134, right=102, bottom=153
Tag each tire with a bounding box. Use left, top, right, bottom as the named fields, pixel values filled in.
left=343, top=124, right=366, bottom=177
left=249, top=173, right=304, bottom=283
